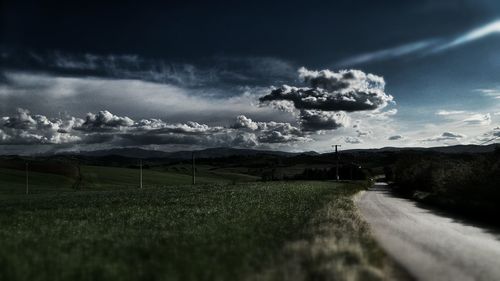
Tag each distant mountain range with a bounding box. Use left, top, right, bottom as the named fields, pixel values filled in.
left=75, top=147, right=319, bottom=159
left=342, top=144, right=498, bottom=154
left=54, top=144, right=498, bottom=159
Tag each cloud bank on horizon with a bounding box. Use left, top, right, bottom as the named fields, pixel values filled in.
left=0, top=108, right=308, bottom=148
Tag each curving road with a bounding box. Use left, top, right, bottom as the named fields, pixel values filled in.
left=355, top=183, right=500, bottom=281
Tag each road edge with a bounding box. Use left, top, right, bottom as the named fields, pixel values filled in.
left=352, top=189, right=416, bottom=281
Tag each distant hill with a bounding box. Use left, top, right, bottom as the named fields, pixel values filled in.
left=40, top=144, right=498, bottom=160
left=342, top=144, right=498, bottom=154
left=79, top=148, right=172, bottom=158
left=74, top=147, right=319, bottom=159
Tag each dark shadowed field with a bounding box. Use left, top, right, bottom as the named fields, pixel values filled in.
left=0, top=167, right=402, bottom=281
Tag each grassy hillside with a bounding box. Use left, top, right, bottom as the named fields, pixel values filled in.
left=80, top=165, right=231, bottom=189
left=0, top=164, right=259, bottom=195
left=0, top=181, right=399, bottom=281
left=0, top=168, right=75, bottom=196
left=150, top=163, right=260, bottom=183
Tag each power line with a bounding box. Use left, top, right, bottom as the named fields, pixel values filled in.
left=480, top=135, right=500, bottom=145
left=139, top=159, right=143, bottom=189
left=332, top=145, right=341, bottom=181
left=192, top=152, right=196, bottom=185
left=25, top=162, right=29, bottom=195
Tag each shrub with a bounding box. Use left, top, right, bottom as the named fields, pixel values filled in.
left=393, top=151, right=500, bottom=221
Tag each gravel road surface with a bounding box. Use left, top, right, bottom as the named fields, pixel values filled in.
left=355, top=183, right=500, bottom=281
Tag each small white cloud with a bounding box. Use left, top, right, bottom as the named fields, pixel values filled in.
left=344, top=136, right=362, bottom=144
left=356, top=129, right=372, bottom=137
left=463, top=113, right=491, bottom=126
left=436, top=110, right=466, bottom=116
left=476, top=88, right=500, bottom=99
left=422, top=131, right=466, bottom=142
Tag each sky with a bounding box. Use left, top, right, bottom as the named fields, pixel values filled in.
left=1, top=0, right=500, bottom=154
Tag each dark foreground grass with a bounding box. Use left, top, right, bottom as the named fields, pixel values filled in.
left=0, top=181, right=396, bottom=281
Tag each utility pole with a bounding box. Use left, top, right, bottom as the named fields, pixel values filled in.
left=25, top=162, right=29, bottom=195
left=192, top=152, right=196, bottom=185
left=332, top=145, right=341, bottom=181
left=140, top=159, right=143, bottom=189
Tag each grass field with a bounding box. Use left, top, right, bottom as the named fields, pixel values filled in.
left=0, top=164, right=259, bottom=195
left=79, top=165, right=233, bottom=189
left=0, top=167, right=75, bottom=195
left=0, top=180, right=398, bottom=281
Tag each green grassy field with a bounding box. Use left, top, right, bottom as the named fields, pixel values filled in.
left=0, top=164, right=259, bottom=195
left=0, top=167, right=75, bottom=195
left=80, top=165, right=232, bottom=189
left=148, top=163, right=260, bottom=184
left=0, top=180, right=398, bottom=281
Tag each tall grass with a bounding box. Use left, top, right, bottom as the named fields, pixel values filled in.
left=0, top=181, right=399, bottom=281
left=251, top=182, right=403, bottom=281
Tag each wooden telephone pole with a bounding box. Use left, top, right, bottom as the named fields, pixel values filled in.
left=139, top=160, right=143, bottom=189
left=25, top=162, right=29, bottom=195
left=332, top=145, right=341, bottom=181
left=192, top=152, right=196, bottom=185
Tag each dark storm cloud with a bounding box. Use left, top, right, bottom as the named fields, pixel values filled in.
left=299, top=110, right=349, bottom=132
left=115, top=132, right=235, bottom=147
left=260, top=68, right=393, bottom=112
left=257, top=131, right=309, bottom=144
left=259, top=67, right=393, bottom=132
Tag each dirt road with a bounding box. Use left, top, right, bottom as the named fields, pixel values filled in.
left=355, top=183, right=500, bottom=281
